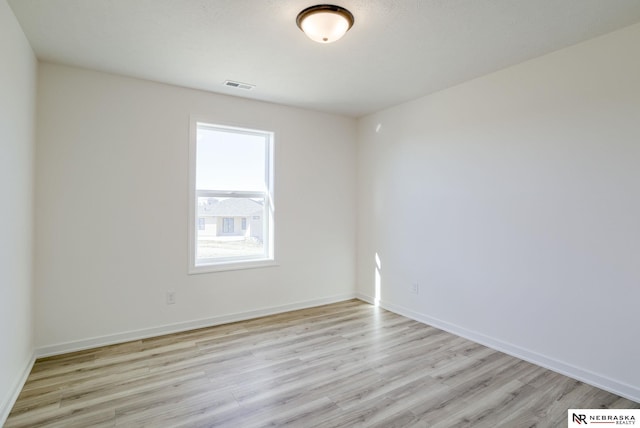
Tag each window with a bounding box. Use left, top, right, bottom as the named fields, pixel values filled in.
left=189, top=120, right=274, bottom=272
left=222, top=217, right=234, bottom=233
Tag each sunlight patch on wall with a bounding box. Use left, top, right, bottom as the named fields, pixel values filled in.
left=374, top=252, right=381, bottom=306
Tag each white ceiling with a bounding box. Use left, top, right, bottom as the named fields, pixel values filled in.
left=8, top=0, right=640, bottom=117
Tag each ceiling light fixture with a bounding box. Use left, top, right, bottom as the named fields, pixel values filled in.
left=296, top=4, right=354, bottom=43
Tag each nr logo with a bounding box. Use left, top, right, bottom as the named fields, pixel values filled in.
left=573, top=413, right=588, bottom=424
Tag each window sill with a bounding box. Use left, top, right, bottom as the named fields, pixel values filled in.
left=189, top=259, right=278, bottom=274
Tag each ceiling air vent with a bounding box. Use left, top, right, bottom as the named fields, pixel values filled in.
left=224, top=80, right=255, bottom=90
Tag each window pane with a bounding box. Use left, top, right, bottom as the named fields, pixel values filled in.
left=196, top=196, right=265, bottom=262
left=196, top=126, right=266, bottom=191
left=190, top=121, right=273, bottom=272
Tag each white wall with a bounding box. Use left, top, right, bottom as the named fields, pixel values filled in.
left=0, top=0, right=37, bottom=421
left=35, top=63, right=356, bottom=351
left=357, top=23, right=640, bottom=401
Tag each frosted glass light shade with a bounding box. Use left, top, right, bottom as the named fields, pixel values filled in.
left=296, top=5, right=354, bottom=43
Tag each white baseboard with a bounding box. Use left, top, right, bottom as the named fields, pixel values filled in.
left=1, top=351, right=36, bottom=427
left=355, top=291, right=374, bottom=305
left=357, top=292, right=640, bottom=404
left=36, top=293, right=357, bottom=358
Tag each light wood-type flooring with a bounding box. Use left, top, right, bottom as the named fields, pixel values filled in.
left=6, top=300, right=639, bottom=427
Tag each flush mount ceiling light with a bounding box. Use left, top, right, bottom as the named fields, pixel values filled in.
left=296, top=4, right=354, bottom=43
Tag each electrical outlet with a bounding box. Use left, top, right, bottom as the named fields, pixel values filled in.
left=166, top=291, right=176, bottom=305
left=410, top=282, right=419, bottom=295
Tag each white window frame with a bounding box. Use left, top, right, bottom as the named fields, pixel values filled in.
left=188, top=118, right=275, bottom=274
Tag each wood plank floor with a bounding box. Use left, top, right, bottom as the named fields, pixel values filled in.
left=6, top=300, right=638, bottom=427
